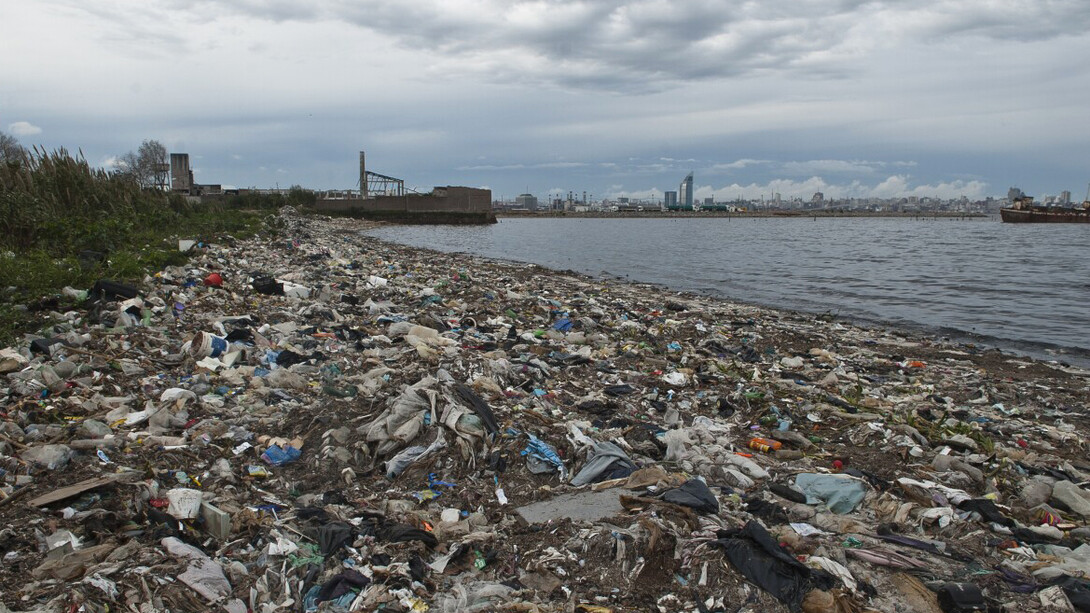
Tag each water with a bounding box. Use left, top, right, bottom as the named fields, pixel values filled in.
left=367, top=216, right=1090, bottom=364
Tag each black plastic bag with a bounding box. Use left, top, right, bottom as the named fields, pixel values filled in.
left=663, top=479, right=720, bottom=514
left=454, top=382, right=499, bottom=436
left=252, top=275, right=285, bottom=295
left=29, top=337, right=67, bottom=355
left=224, top=328, right=254, bottom=343
left=89, top=280, right=138, bottom=301
left=316, top=569, right=370, bottom=602
left=378, top=523, right=439, bottom=548
left=317, top=521, right=355, bottom=556
left=1054, top=576, right=1090, bottom=612
left=275, top=349, right=308, bottom=367
left=934, top=582, right=986, bottom=612
left=603, top=384, right=636, bottom=396
left=746, top=498, right=789, bottom=524
left=958, top=498, right=1014, bottom=527
left=769, top=482, right=807, bottom=504
left=710, top=521, right=834, bottom=612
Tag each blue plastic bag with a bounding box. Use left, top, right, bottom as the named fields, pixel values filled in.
left=553, top=318, right=573, bottom=333
left=262, top=444, right=302, bottom=466
left=522, top=434, right=566, bottom=479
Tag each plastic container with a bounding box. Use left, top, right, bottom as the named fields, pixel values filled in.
left=190, top=331, right=228, bottom=359
left=166, top=488, right=202, bottom=519
left=282, top=281, right=310, bottom=299
left=748, top=437, right=783, bottom=453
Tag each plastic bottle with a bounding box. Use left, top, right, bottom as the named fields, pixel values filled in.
left=320, top=364, right=358, bottom=398
left=748, top=437, right=783, bottom=453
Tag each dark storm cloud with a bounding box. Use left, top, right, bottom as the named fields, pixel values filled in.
left=146, top=0, right=1090, bottom=92
left=10, top=0, right=1090, bottom=198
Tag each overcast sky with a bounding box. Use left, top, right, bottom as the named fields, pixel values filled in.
left=3, top=0, right=1090, bottom=201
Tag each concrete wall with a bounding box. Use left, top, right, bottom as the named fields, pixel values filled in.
left=313, top=186, right=492, bottom=215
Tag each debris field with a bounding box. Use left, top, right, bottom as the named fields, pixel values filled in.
left=2, top=208, right=1090, bottom=612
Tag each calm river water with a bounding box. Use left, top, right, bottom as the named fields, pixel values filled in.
left=368, top=216, right=1090, bottom=364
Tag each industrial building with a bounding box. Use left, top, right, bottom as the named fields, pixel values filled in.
left=312, top=151, right=494, bottom=224
left=169, top=152, right=225, bottom=196
left=515, top=193, right=539, bottom=210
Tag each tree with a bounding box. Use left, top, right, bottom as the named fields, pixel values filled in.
left=0, top=130, right=24, bottom=165
left=287, top=184, right=316, bottom=207
left=117, top=139, right=168, bottom=189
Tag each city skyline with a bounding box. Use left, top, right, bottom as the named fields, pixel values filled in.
left=3, top=1, right=1090, bottom=201
left=496, top=172, right=1065, bottom=209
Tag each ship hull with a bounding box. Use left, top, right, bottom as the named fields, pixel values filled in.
left=1000, top=207, right=1090, bottom=223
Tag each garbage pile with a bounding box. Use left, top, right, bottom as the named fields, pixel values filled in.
left=2, top=207, right=1090, bottom=612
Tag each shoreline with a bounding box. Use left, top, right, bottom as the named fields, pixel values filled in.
left=496, top=210, right=992, bottom=220
left=2, top=209, right=1088, bottom=612
left=365, top=222, right=1090, bottom=369
left=359, top=223, right=1088, bottom=383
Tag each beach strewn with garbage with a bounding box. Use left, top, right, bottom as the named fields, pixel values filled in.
left=2, top=207, right=1089, bottom=612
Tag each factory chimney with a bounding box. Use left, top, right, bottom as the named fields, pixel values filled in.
left=359, top=151, right=367, bottom=199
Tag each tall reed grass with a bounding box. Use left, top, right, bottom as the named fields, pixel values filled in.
left=0, top=148, right=264, bottom=343
left=0, top=147, right=201, bottom=254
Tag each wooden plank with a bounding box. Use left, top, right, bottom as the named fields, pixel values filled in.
left=26, top=475, right=121, bottom=507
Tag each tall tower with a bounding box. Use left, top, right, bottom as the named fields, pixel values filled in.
left=359, top=151, right=367, bottom=199
left=170, top=153, right=192, bottom=194
left=680, top=172, right=694, bottom=209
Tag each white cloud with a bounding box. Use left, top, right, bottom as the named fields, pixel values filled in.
left=604, top=186, right=663, bottom=200
left=707, top=175, right=989, bottom=201
left=458, top=161, right=590, bottom=171
left=872, top=175, right=988, bottom=200
left=8, top=121, right=42, bottom=136
left=781, top=159, right=883, bottom=175
left=709, top=159, right=770, bottom=171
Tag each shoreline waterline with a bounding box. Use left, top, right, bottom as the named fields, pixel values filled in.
left=365, top=216, right=1090, bottom=368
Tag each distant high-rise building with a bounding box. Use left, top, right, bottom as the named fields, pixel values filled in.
left=812, top=192, right=824, bottom=203
left=515, top=193, right=538, bottom=210
left=1060, top=190, right=1072, bottom=204
left=704, top=197, right=714, bottom=206
left=679, top=172, right=694, bottom=209
left=1007, top=187, right=1025, bottom=202
left=664, top=191, right=678, bottom=208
